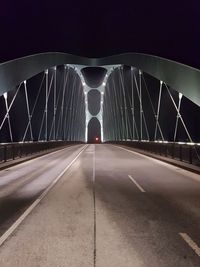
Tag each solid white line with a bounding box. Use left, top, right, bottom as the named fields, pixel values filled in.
left=112, top=145, right=159, bottom=162
left=0, top=144, right=83, bottom=173
left=112, top=145, right=200, bottom=184
left=179, top=233, right=200, bottom=257
left=0, top=145, right=88, bottom=247
left=3, top=144, right=84, bottom=171
left=128, top=175, right=145, bottom=193
left=93, top=145, right=96, bottom=265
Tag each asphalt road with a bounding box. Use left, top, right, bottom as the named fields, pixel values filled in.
left=0, top=144, right=85, bottom=236
left=0, top=144, right=200, bottom=266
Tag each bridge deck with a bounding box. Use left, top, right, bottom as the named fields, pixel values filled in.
left=0, top=144, right=200, bottom=266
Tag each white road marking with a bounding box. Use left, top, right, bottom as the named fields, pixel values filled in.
left=113, top=145, right=200, bottom=184
left=179, top=233, right=200, bottom=257
left=0, top=145, right=88, bottom=247
left=113, top=145, right=172, bottom=165
left=93, top=145, right=96, bottom=266
left=2, top=144, right=83, bottom=172
left=128, top=175, right=145, bottom=193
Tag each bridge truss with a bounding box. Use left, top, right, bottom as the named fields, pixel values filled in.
left=0, top=52, right=199, bottom=152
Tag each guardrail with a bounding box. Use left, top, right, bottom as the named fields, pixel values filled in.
left=108, top=141, right=200, bottom=167
left=0, top=141, right=84, bottom=163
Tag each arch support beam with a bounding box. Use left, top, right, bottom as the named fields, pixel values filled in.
left=0, top=53, right=200, bottom=107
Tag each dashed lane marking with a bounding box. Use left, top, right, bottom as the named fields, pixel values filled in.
left=179, top=233, right=200, bottom=257
left=128, top=175, right=146, bottom=193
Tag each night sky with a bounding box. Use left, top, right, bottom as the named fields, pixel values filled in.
left=0, top=1, right=200, bottom=68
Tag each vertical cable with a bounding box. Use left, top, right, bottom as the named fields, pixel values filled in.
left=53, top=67, right=57, bottom=140
left=119, top=67, right=128, bottom=140
left=3, top=92, right=13, bottom=142
left=133, top=71, right=149, bottom=140
left=154, top=81, right=163, bottom=141
left=112, top=74, right=122, bottom=140
left=142, top=75, right=164, bottom=141
left=139, top=70, right=143, bottom=140
left=165, top=83, right=193, bottom=142
left=0, top=84, right=21, bottom=132
left=23, top=74, right=45, bottom=142
left=23, top=81, right=33, bottom=141
left=45, top=70, right=48, bottom=141
left=174, top=93, right=182, bottom=142
left=131, top=67, right=135, bottom=140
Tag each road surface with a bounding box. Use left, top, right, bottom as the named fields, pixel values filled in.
left=0, top=144, right=200, bottom=266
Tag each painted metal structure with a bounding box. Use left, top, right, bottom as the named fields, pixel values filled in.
left=0, top=52, right=200, bottom=144
left=1, top=52, right=200, bottom=106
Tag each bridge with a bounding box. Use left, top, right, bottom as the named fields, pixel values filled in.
left=0, top=53, right=200, bottom=266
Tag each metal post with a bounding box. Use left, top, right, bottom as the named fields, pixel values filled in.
left=4, top=145, right=7, bottom=162
left=189, top=146, right=192, bottom=164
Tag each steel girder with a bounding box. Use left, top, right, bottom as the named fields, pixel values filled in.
left=0, top=52, right=200, bottom=106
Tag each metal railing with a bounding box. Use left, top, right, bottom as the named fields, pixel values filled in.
left=0, top=141, right=84, bottom=163
left=108, top=141, right=200, bottom=167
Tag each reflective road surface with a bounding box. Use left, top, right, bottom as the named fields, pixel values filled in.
left=0, top=144, right=200, bottom=266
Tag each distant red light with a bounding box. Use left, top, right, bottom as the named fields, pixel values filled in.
left=95, top=137, right=99, bottom=141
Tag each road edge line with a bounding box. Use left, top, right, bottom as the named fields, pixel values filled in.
left=111, top=144, right=200, bottom=175
left=0, top=144, right=84, bottom=172
left=0, top=145, right=88, bottom=247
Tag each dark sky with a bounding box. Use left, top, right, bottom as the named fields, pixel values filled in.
left=0, top=0, right=200, bottom=68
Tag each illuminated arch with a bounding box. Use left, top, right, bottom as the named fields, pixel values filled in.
left=0, top=52, right=200, bottom=106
